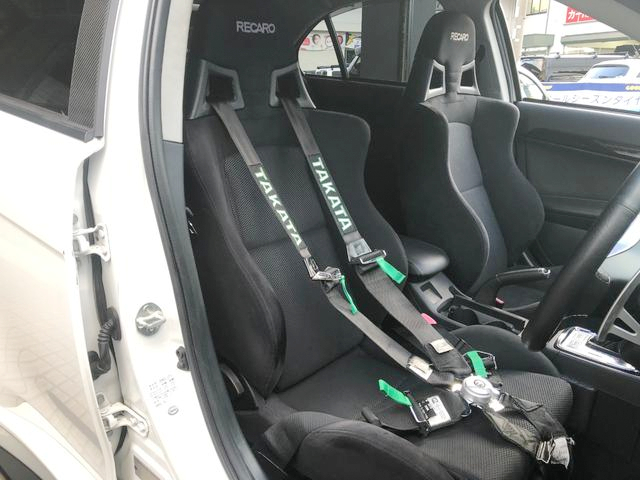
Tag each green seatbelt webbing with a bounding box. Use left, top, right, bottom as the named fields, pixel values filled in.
left=279, top=94, right=471, bottom=377
left=210, top=100, right=446, bottom=385
left=378, top=379, right=411, bottom=406
left=465, top=351, right=488, bottom=378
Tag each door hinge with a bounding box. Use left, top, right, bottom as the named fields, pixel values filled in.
left=73, top=223, right=110, bottom=262
left=97, top=393, right=149, bottom=437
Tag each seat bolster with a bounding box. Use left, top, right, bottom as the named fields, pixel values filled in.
left=264, top=412, right=458, bottom=480
left=185, top=116, right=286, bottom=397
left=471, top=98, right=545, bottom=264
left=397, top=103, right=488, bottom=291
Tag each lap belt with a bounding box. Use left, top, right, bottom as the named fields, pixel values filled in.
left=210, top=99, right=451, bottom=386
left=366, top=377, right=573, bottom=468
left=278, top=92, right=470, bottom=377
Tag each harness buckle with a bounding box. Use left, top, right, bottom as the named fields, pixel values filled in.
left=459, top=375, right=502, bottom=410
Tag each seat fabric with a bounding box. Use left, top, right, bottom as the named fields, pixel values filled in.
left=391, top=11, right=561, bottom=303
left=274, top=343, right=571, bottom=480
left=185, top=3, right=573, bottom=479
left=185, top=107, right=573, bottom=480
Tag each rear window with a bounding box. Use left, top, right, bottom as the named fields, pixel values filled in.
left=583, top=65, right=630, bottom=80
left=298, top=1, right=444, bottom=84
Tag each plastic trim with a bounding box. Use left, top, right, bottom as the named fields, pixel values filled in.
left=0, top=93, right=91, bottom=141
left=187, top=60, right=245, bottom=119
left=269, top=63, right=315, bottom=108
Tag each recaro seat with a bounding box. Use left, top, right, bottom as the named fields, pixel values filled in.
left=185, top=2, right=572, bottom=479
left=395, top=12, right=560, bottom=313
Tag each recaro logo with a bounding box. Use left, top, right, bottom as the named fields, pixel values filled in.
left=450, top=31, right=470, bottom=42
left=236, top=20, right=276, bottom=34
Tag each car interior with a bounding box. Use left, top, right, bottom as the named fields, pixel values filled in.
left=176, top=0, right=640, bottom=479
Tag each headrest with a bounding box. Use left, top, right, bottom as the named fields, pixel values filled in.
left=404, top=12, right=478, bottom=103
left=187, top=0, right=315, bottom=117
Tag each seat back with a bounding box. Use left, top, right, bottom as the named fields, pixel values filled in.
left=185, top=0, right=407, bottom=396
left=397, top=12, right=545, bottom=293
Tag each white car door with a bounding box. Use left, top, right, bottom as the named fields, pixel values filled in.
left=0, top=1, right=119, bottom=478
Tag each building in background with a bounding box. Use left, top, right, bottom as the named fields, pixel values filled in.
left=502, top=0, right=639, bottom=58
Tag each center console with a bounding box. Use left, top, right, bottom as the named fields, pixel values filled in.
left=555, top=326, right=637, bottom=374
left=400, top=235, right=640, bottom=379
left=399, top=235, right=640, bottom=450
left=400, top=236, right=529, bottom=333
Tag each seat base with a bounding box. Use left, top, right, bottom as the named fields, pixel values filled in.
left=240, top=327, right=573, bottom=480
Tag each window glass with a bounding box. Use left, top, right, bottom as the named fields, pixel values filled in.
left=527, top=0, right=549, bottom=16
left=519, top=70, right=546, bottom=100
left=583, top=65, right=629, bottom=80
left=0, top=0, right=84, bottom=114
left=298, top=1, right=443, bottom=84
left=299, top=20, right=343, bottom=77
left=505, top=0, right=640, bottom=113
left=331, top=6, right=363, bottom=78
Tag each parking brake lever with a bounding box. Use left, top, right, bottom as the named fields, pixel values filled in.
left=473, top=268, right=551, bottom=307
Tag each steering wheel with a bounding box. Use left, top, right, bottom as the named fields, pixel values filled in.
left=522, top=163, right=640, bottom=351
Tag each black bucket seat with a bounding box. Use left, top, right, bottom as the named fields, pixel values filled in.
left=395, top=12, right=560, bottom=313
left=185, top=3, right=572, bottom=479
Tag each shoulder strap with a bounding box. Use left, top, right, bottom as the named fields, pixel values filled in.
left=210, top=100, right=453, bottom=387
left=278, top=93, right=470, bottom=377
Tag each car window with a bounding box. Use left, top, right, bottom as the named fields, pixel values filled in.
left=520, top=72, right=546, bottom=100
left=298, top=1, right=443, bottom=84
left=505, top=0, right=640, bottom=113
left=0, top=0, right=84, bottom=115
left=527, top=0, right=549, bottom=16
left=583, top=65, right=629, bottom=80
left=299, top=19, right=343, bottom=78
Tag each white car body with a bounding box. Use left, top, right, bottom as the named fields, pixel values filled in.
left=1, top=0, right=639, bottom=479
left=0, top=0, right=226, bottom=479
left=579, top=59, right=640, bottom=83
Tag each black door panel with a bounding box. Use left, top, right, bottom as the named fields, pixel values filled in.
left=305, top=75, right=406, bottom=227
left=516, top=101, right=640, bottom=266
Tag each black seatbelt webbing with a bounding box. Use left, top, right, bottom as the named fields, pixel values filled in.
left=211, top=89, right=573, bottom=472
left=279, top=95, right=471, bottom=377
left=483, top=395, right=573, bottom=467
left=211, top=100, right=451, bottom=386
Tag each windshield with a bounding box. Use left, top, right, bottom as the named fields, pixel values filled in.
left=583, top=65, right=629, bottom=80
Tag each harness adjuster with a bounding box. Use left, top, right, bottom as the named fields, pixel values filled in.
left=465, top=350, right=498, bottom=373
left=536, top=437, right=575, bottom=465
left=349, top=248, right=387, bottom=266
left=304, top=257, right=343, bottom=285
left=346, top=238, right=378, bottom=265
left=536, top=440, right=553, bottom=464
